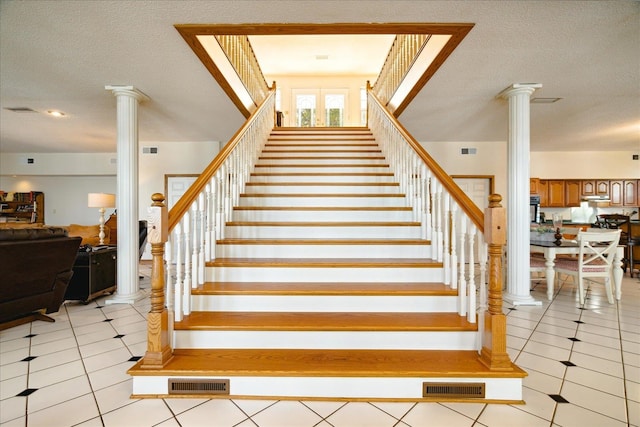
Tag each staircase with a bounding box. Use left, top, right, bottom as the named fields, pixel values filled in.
left=129, top=127, right=525, bottom=402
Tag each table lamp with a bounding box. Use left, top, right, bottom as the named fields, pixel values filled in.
left=88, top=192, right=116, bottom=245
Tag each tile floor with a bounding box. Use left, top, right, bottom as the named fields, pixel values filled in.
left=1, top=265, right=639, bottom=427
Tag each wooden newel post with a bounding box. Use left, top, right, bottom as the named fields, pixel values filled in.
left=142, top=193, right=173, bottom=368
left=479, top=194, right=513, bottom=371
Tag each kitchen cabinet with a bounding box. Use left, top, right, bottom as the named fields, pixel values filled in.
left=538, top=180, right=549, bottom=206
left=546, top=180, right=565, bottom=207
left=596, top=181, right=610, bottom=196
left=624, top=180, right=638, bottom=207
left=564, top=180, right=581, bottom=207
left=581, top=180, right=595, bottom=196
left=530, top=178, right=541, bottom=194
left=610, top=180, right=623, bottom=206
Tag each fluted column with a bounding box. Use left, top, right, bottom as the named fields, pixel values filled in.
left=497, top=83, right=542, bottom=306
left=105, top=85, right=149, bottom=304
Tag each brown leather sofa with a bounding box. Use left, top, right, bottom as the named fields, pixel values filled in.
left=0, top=227, right=81, bottom=329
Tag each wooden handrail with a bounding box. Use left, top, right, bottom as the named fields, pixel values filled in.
left=168, top=88, right=275, bottom=232
left=368, top=90, right=484, bottom=232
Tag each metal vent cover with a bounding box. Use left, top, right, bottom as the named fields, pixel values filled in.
left=423, top=382, right=485, bottom=399
left=168, top=379, right=230, bottom=395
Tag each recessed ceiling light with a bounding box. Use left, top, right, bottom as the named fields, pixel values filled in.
left=47, top=110, right=66, bottom=117
left=531, top=97, right=562, bottom=104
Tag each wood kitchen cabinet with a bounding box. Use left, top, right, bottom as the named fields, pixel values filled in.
left=581, top=180, right=595, bottom=196
left=538, top=180, right=549, bottom=206
left=564, top=180, right=582, bottom=207
left=546, top=180, right=565, bottom=207
left=530, top=178, right=541, bottom=194
left=596, top=181, right=610, bottom=196
left=623, top=180, right=638, bottom=207
left=610, top=180, right=623, bottom=206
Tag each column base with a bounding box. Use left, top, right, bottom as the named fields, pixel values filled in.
left=503, top=292, right=542, bottom=306
left=105, top=289, right=148, bottom=305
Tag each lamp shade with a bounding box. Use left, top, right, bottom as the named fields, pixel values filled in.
left=88, top=193, right=116, bottom=208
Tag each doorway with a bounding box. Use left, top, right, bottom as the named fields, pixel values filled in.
left=292, top=89, right=349, bottom=127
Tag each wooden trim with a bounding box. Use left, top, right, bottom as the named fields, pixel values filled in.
left=175, top=23, right=474, bottom=118
left=368, top=92, right=485, bottom=232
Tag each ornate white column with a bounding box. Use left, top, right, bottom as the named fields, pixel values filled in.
left=497, top=83, right=542, bottom=306
left=105, top=85, right=149, bottom=304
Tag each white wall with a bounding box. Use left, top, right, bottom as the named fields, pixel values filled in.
left=272, top=75, right=375, bottom=127
left=530, top=151, right=640, bottom=179
left=0, top=141, right=220, bottom=226
left=420, top=140, right=508, bottom=204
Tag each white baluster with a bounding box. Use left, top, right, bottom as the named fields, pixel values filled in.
left=183, top=212, right=192, bottom=297
left=191, top=202, right=199, bottom=288
left=198, top=193, right=205, bottom=285
left=205, top=183, right=214, bottom=262
left=450, top=204, right=458, bottom=290
left=443, top=192, right=451, bottom=285
left=467, top=223, right=477, bottom=323
left=458, top=215, right=467, bottom=316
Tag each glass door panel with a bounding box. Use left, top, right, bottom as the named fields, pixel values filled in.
left=292, top=89, right=349, bottom=127
left=295, top=93, right=316, bottom=127
left=324, top=93, right=345, bottom=127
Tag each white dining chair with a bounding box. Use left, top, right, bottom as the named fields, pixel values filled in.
left=553, top=229, right=622, bottom=305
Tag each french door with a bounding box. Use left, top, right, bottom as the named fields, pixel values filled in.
left=292, top=89, right=349, bottom=127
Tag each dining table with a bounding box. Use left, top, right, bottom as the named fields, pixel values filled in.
left=530, top=239, right=625, bottom=301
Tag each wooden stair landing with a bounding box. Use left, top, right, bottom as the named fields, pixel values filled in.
left=129, top=348, right=525, bottom=379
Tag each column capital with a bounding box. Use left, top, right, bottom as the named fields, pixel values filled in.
left=105, top=85, right=149, bottom=102
left=496, top=83, right=542, bottom=100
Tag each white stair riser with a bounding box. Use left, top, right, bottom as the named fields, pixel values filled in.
left=249, top=174, right=396, bottom=183
left=231, top=209, right=413, bottom=222
left=174, top=330, right=476, bottom=351
left=224, top=225, right=421, bottom=239
left=206, top=266, right=443, bottom=283
left=132, top=376, right=522, bottom=401
left=191, top=295, right=455, bottom=313
left=238, top=196, right=407, bottom=207
left=243, top=184, right=400, bottom=194
left=261, top=146, right=382, bottom=156
left=261, top=151, right=383, bottom=158
left=253, top=166, right=391, bottom=173
left=215, top=243, right=431, bottom=258
left=256, top=158, right=388, bottom=166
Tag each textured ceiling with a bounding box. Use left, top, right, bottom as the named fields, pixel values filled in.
left=0, top=0, right=638, bottom=154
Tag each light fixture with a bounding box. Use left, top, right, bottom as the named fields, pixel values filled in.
left=88, top=193, right=116, bottom=245
left=46, top=110, right=66, bottom=117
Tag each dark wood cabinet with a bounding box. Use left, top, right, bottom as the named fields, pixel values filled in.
left=596, top=181, right=610, bottom=196
left=65, top=247, right=117, bottom=303
left=609, top=180, right=623, bottom=206
left=0, top=191, right=44, bottom=224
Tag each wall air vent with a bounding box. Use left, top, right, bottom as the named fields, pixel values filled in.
left=423, top=382, right=485, bottom=399
left=461, top=148, right=477, bottom=155
left=4, top=107, right=38, bottom=113
left=142, top=146, right=158, bottom=154
left=168, top=379, right=230, bottom=395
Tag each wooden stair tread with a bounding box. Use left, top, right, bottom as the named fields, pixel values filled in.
left=208, top=258, right=442, bottom=268
left=239, top=193, right=405, bottom=197
left=245, top=182, right=399, bottom=186
left=254, top=164, right=389, bottom=168
left=216, top=238, right=429, bottom=244
left=225, top=221, right=420, bottom=226
left=250, top=172, right=394, bottom=176
left=233, top=206, right=412, bottom=211
left=194, top=281, right=455, bottom=296
left=129, top=349, right=526, bottom=378
left=175, top=311, right=476, bottom=331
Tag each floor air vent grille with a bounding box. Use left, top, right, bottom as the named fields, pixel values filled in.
left=423, top=382, right=485, bottom=399
left=168, top=379, right=230, bottom=395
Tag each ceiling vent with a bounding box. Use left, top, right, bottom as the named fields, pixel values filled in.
left=4, top=107, right=38, bottom=113
left=531, top=97, right=562, bottom=104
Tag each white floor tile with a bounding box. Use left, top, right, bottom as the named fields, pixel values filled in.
left=27, top=375, right=92, bottom=414
left=250, top=400, right=323, bottom=427
left=28, top=359, right=85, bottom=389
left=163, top=397, right=209, bottom=415
left=553, top=402, right=628, bottom=427
left=0, top=361, right=28, bottom=381
left=0, top=374, right=27, bottom=400
left=400, top=402, right=476, bottom=427
left=27, top=347, right=81, bottom=372
left=0, top=396, right=26, bottom=425
left=477, top=404, right=550, bottom=427
left=26, top=393, right=99, bottom=427
left=564, top=366, right=626, bottom=397
left=560, top=380, right=628, bottom=423
left=175, top=398, right=249, bottom=427
left=232, top=399, right=278, bottom=417
left=325, top=402, right=400, bottom=427
left=102, top=398, right=174, bottom=427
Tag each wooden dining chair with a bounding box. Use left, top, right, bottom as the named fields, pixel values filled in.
left=553, top=229, right=621, bottom=305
